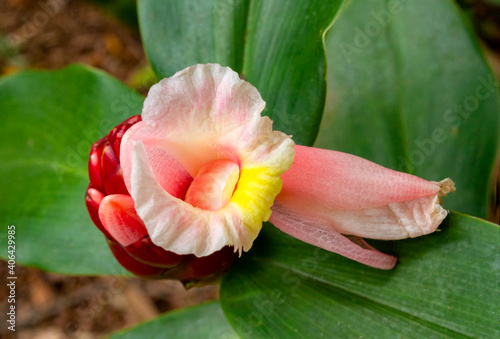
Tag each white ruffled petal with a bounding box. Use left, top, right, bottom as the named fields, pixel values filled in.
left=121, top=65, right=295, bottom=257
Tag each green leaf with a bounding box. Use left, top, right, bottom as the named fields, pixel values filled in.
left=138, top=0, right=248, bottom=78
left=87, top=0, right=139, bottom=29
left=220, top=212, right=499, bottom=338
left=316, top=0, right=500, bottom=218
left=138, top=0, right=345, bottom=146
left=0, top=64, right=145, bottom=275
left=109, top=301, right=239, bottom=339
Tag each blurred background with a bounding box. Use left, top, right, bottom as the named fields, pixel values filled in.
left=0, top=0, right=499, bottom=338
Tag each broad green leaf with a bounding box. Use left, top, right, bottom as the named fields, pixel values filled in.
left=138, top=0, right=248, bottom=78
left=138, top=0, right=345, bottom=146
left=0, top=64, right=144, bottom=275
left=87, top=0, right=139, bottom=29
left=316, top=0, right=500, bottom=218
left=220, top=212, right=499, bottom=338
left=109, top=301, right=239, bottom=339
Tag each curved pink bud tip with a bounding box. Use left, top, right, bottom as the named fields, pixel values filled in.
left=275, top=145, right=454, bottom=240
left=279, top=145, right=441, bottom=212
left=271, top=145, right=455, bottom=268
left=99, top=194, right=148, bottom=247
left=185, top=159, right=240, bottom=210
left=270, top=206, right=397, bottom=270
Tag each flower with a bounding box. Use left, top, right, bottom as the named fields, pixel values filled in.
left=86, top=64, right=454, bottom=282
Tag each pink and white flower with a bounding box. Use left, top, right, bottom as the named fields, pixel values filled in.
left=86, top=63, right=454, bottom=279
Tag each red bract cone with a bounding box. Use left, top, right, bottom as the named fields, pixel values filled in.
left=85, top=115, right=238, bottom=285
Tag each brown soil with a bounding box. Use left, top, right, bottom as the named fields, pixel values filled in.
left=0, top=0, right=146, bottom=82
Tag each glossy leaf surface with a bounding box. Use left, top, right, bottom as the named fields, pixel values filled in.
left=110, top=301, right=239, bottom=339
left=0, top=65, right=144, bottom=275
left=221, top=212, right=499, bottom=338
left=316, top=0, right=500, bottom=217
